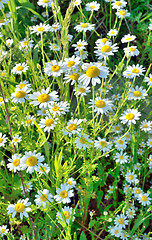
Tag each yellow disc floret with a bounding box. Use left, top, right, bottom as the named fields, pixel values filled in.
left=126, top=113, right=134, bottom=120
left=118, top=218, right=124, bottom=224
left=132, top=68, right=139, bottom=74
left=51, top=65, right=60, bottom=72
left=40, top=194, right=48, bottom=201
left=45, top=119, right=54, bottom=126
left=60, top=190, right=68, bottom=198
left=133, top=91, right=141, bottom=97
left=63, top=211, right=70, bottom=219
left=67, top=61, right=75, bottom=68
left=70, top=73, right=80, bottom=81
left=68, top=124, right=77, bottom=131
left=16, top=91, right=26, bottom=98
left=26, top=156, right=38, bottom=166
left=38, top=94, right=50, bottom=103
left=15, top=203, right=25, bottom=213
left=13, top=159, right=20, bottom=167
left=16, top=66, right=24, bottom=71
left=80, top=23, right=88, bottom=28
left=101, top=45, right=112, bottom=53
left=96, top=100, right=106, bottom=108
left=86, top=66, right=100, bottom=78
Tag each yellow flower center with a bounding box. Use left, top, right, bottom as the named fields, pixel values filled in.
left=45, top=119, right=54, bottom=126
left=67, top=181, right=73, bottom=185
left=26, top=184, right=29, bottom=189
left=38, top=94, right=50, bottom=103
left=75, top=1, right=78, bottom=4
left=19, top=83, right=25, bottom=89
left=114, top=230, right=119, bottom=234
left=26, top=156, right=38, bottom=166
left=11, top=107, right=16, bottom=111
left=119, top=156, right=124, bottom=160
left=135, top=189, right=141, bottom=194
left=78, top=87, right=86, bottom=93
left=129, top=47, right=135, bottom=52
left=80, top=137, right=87, bottom=144
left=126, top=113, right=134, bottom=120
left=101, top=45, right=112, bottom=53
left=16, top=90, right=26, bottom=98
left=67, top=61, right=75, bottom=68
left=16, top=66, right=24, bottom=71
left=53, top=46, right=57, bottom=49
left=60, top=190, right=68, bottom=198
left=149, top=78, right=152, bottom=82
left=100, top=141, right=107, bottom=147
left=40, top=166, right=46, bottom=172
left=80, top=23, right=88, bottom=28
left=133, top=90, right=141, bottom=97
left=118, top=140, right=124, bottom=144
left=90, top=5, right=95, bottom=9
left=0, top=138, right=3, bottom=143
left=15, top=203, right=25, bottom=213
left=101, top=38, right=108, bottom=43
left=40, top=194, right=48, bottom=201
left=149, top=141, right=152, bottom=145
left=128, top=175, right=134, bottom=180
left=52, top=26, right=58, bottom=29
left=1, top=72, right=6, bottom=76
left=79, top=50, right=85, bottom=55
left=0, top=19, right=5, bottom=23
left=52, top=105, right=60, bottom=111
left=132, top=68, right=139, bottom=74
left=13, top=159, right=20, bottom=167
left=119, top=10, right=126, bottom=16
left=110, top=31, right=115, bottom=34
left=115, top=126, right=120, bottom=131
left=95, top=100, right=106, bottom=108
left=26, top=119, right=32, bottom=124
left=63, top=211, right=70, bottom=219
left=1, top=229, right=5, bottom=233
left=77, top=44, right=83, bottom=47
left=37, top=27, right=45, bottom=32
left=141, top=196, right=148, bottom=202
left=51, top=65, right=60, bottom=72
left=14, top=138, right=19, bottom=142
left=70, top=73, right=80, bottom=81
left=23, top=41, right=27, bottom=46
left=115, top=1, right=122, bottom=6
left=86, top=66, right=100, bottom=78
left=0, top=97, right=3, bottom=102
left=68, top=124, right=78, bottom=131
left=118, top=218, right=124, bottom=224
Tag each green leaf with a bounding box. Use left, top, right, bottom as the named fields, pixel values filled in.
left=130, top=213, right=151, bottom=236
left=80, top=231, right=87, bottom=240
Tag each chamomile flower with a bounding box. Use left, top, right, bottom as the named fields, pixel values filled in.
left=79, top=62, right=109, bottom=86
left=44, top=60, right=64, bottom=77
left=125, top=171, right=138, bottom=184
left=35, top=189, right=53, bottom=207
left=94, top=42, right=119, bottom=59
left=63, top=56, right=80, bottom=71
left=107, top=185, right=114, bottom=194
left=120, top=109, right=141, bottom=125
left=11, top=88, right=30, bottom=103
left=114, top=151, right=128, bottom=164
left=94, top=137, right=112, bottom=153
left=39, top=116, right=57, bottom=132
left=85, top=1, right=100, bottom=11
left=112, top=125, right=123, bottom=133
left=11, top=135, right=22, bottom=145
left=107, top=29, right=118, bottom=36
left=63, top=119, right=83, bottom=137
left=19, top=38, right=34, bottom=50
left=0, top=225, right=9, bottom=237
left=121, top=34, right=136, bottom=43
left=137, top=148, right=143, bottom=155
left=124, top=45, right=139, bottom=57
left=20, top=182, right=33, bottom=193
left=115, top=137, right=127, bottom=150
left=57, top=206, right=75, bottom=224
left=30, top=23, right=51, bottom=35
left=75, top=133, right=91, bottom=149
left=22, top=115, right=35, bottom=127
left=11, top=63, right=29, bottom=75
left=110, top=226, right=122, bottom=237
left=54, top=183, right=74, bottom=204
left=147, top=138, right=152, bottom=148
left=74, top=22, right=95, bottom=32
left=72, top=39, right=88, bottom=50
left=29, top=88, right=59, bottom=108
left=134, top=163, right=141, bottom=171
left=38, top=163, right=50, bottom=174
left=64, top=71, right=81, bottom=85
left=37, top=0, right=53, bottom=8
left=49, top=43, right=61, bottom=51
left=116, top=9, right=130, bottom=18
left=144, top=74, right=152, bottom=86
left=7, top=198, right=31, bottom=220
left=124, top=64, right=145, bottom=78
left=137, top=193, right=152, bottom=206
left=6, top=38, right=13, bottom=47
left=89, top=97, right=113, bottom=115
left=50, top=23, right=61, bottom=32
left=111, top=0, right=127, bottom=10
left=128, top=86, right=147, bottom=100
left=120, top=232, right=129, bottom=240
left=37, top=108, right=48, bottom=116
left=67, top=34, right=73, bottom=42
left=140, top=120, right=152, bottom=132
left=67, top=178, right=76, bottom=188
left=74, top=84, right=91, bottom=96
left=7, top=154, right=21, bottom=172
left=112, top=93, right=121, bottom=101
left=75, top=49, right=88, bottom=60
left=48, top=101, right=70, bottom=116
left=16, top=80, right=31, bottom=90
left=20, top=151, right=45, bottom=173
left=114, top=214, right=129, bottom=229
left=74, top=0, right=82, bottom=6
left=0, top=70, right=6, bottom=78
left=126, top=208, right=136, bottom=218
left=0, top=96, right=8, bottom=105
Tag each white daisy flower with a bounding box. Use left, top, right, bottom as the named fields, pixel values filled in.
left=147, top=138, right=152, bottom=148
left=111, top=0, right=127, bottom=9
left=125, top=171, right=138, bottom=184
left=110, top=226, right=122, bottom=237
left=137, top=193, right=152, bottom=206
left=39, top=116, right=57, bottom=132
left=30, top=23, right=51, bottom=35
left=74, top=49, right=88, bottom=60
left=31, top=15, right=38, bottom=22
left=67, top=34, right=73, bottom=42
left=85, top=1, right=100, bottom=11
left=54, top=183, right=74, bottom=204
left=95, top=37, right=111, bottom=45
left=67, top=178, right=76, bottom=188
left=116, top=9, right=130, bottom=18
left=57, top=206, right=75, bottom=224
left=124, top=45, right=139, bottom=57
left=63, top=56, right=80, bottom=71
left=22, top=115, right=36, bottom=127
left=37, top=108, right=48, bottom=116
left=112, top=125, right=122, bottom=133
left=72, top=39, right=88, bottom=51
left=115, top=137, right=127, bottom=150
left=114, top=214, right=129, bottom=229
left=133, top=187, right=143, bottom=199
left=19, top=38, right=34, bottom=50
left=0, top=225, right=9, bottom=237
left=74, top=22, right=95, bottom=32
left=134, top=162, right=141, bottom=171
left=123, top=64, right=145, bottom=78
left=37, top=0, right=53, bottom=8
left=0, top=70, right=6, bottom=78
left=128, top=86, right=147, bottom=100
left=20, top=182, right=33, bottom=193
left=126, top=208, right=136, bottom=219
left=7, top=154, right=21, bottom=172
left=112, top=93, right=121, bottom=101
left=94, top=42, right=119, bottom=59
left=147, top=155, right=152, bottom=164
left=50, top=23, right=61, bottom=32
left=6, top=38, right=13, bottom=47
left=64, top=70, right=81, bottom=85
left=74, top=84, right=91, bottom=96
left=34, top=189, right=53, bottom=207
left=74, top=0, right=82, bottom=6
left=121, top=34, right=136, bottom=43
left=0, top=96, right=8, bottom=106
left=11, top=135, right=22, bottom=145
left=63, top=119, right=83, bottom=137
left=16, top=80, right=31, bottom=90
left=120, top=109, right=141, bottom=125
left=94, top=137, right=112, bottom=153
left=140, top=120, right=152, bottom=132
left=107, top=185, right=114, bottom=194
left=89, top=97, right=113, bottom=115
left=137, top=148, right=143, bottom=155
left=49, top=43, right=61, bottom=51
left=29, top=88, right=59, bottom=108
left=114, top=151, right=128, bottom=164
left=144, top=74, right=152, bottom=86
left=20, top=151, right=45, bottom=173
left=7, top=198, right=31, bottom=220
left=120, top=232, right=130, bottom=240
left=48, top=101, right=70, bottom=116
left=11, top=88, right=30, bottom=104
left=44, top=60, right=64, bottom=77
left=107, top=29, right=118, bottom=36
left=38, top=163, right=50, bottom=174
left=75, top=133, right=91, bottom=149
left=11, top=63, right=29, bottom=75
left=79, top=62, right=109, bottom=86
